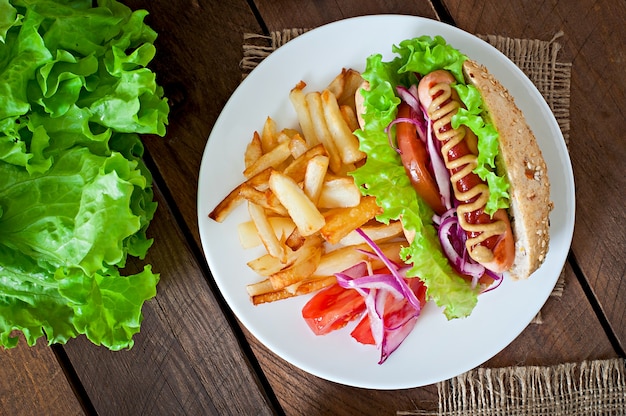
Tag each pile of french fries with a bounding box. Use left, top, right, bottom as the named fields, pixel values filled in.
left=209, top=69, right=408, bottom=305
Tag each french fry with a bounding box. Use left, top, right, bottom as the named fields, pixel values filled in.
left=283, top=143, right=327, bottom=183
left=248, top=202, right=290, bottom=263
left=247, top=234, right=323, bottom=276
left=337, top=69, right=365, bottom=109
left=238, top=216, right=296, bottom=249
left=289, top=81, right=319, bottom=147
left=303, top=154, right=329, bottom=205
left=239, top=184, right=288, bottom=216
left=245, top=131, right=263, bottom=169
left=284, top=275, right=336, bottom=295
left=208, top=169, right=273, bottom=222
left=321, top=89, right=365, bottom=164
left=246, top=279, right=275, bottom=297
left=246, top=168, right=273, bottom=189
left=248, top=275, right=336, bottom=305
left=317, top=176, right=361, bottom=209
left=269, top=244, right=322, bottom=290
left=329, top=162, right=357, bottom=177
left=326, top=68, right=364, bottom=109
left=281, top=128, right=301, bottom=139
left=338, top=220, right=404, bottom=246
left=312, top=243, right=370, bottom=277
left=275, top=130, right=292, bottom=144
left=288, top=133, right=309, bottom=159
left=247, top=254, right=287, bottom=277
left=285, top=226, right=305, bottom=251
left=208, top=185, right=244, bottom=223
left=261, top=116, right=278, bottom=152
left=269, top=170, right=326, bottom=236
left=320, top=196, right=383, bottom=245
left=340, top=104, right=360, bottom=133
left=305, top=91, right=343, bottom=173
left=312, top=241, right=406, bottom=277
left=243, top=139, right=292, bottom=178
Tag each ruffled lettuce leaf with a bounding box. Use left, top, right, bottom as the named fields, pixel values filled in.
left=0, top=146, right=159, bottom=350
left=0, top=0, right=167, bottom=349
left=451, top=83, right=509, bottom=212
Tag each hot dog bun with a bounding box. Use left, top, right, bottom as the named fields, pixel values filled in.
left=462, top=59, right=552, bottom=279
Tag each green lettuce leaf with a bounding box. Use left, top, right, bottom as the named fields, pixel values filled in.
left=451, top=83, right=509, bottom=212
left=0, top=0, right=167, bottom=349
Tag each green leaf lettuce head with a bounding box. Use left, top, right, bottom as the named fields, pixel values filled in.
left=0, top=0, right=169, bottom=350
left=351, top=36, right=509, bottom=319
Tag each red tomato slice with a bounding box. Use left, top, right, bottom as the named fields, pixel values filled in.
left=351, top=314, right=376, bottom=345
left=302, top=283, right=366, bottom=335
left=396, top=102, right=446, bottom=215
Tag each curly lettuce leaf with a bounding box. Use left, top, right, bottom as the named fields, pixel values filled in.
left=1, top=0, right=168, bottom=172
left=451, top=83, right=509, bottom=212
left=394, top=35, right=467, bottom=83
left=0, top=0, right=167, bottom=349
left=0, top=0, right=19, bottom=43
left=0, top=146, right=159, bottom=349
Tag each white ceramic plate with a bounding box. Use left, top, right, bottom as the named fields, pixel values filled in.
left=197, top=15, right=575, bottom=389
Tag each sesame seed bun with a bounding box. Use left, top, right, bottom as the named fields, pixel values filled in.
left=462, top=59, right=552, bottom=279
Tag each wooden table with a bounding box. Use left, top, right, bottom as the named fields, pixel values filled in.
left=2, top=1, right=625, bottom=414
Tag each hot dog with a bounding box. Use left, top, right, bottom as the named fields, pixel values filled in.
left=351, top=36, right=552, bottom=319
left=417, top=69, right=515, bottom=274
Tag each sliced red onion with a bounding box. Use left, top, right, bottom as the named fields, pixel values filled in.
left=355, top=229, right=422, bottom=312
left=396, top=85, right=420, bottom=112
left=481, top=269, right=504, bottom=293
left=380, top=307, right=420, bottom=364
left=334, top=228, right=425, bottom=364
left=337, top=273, right=405, bottom=300
left=437, top=211, right=485, bottom=284
left=425, top=114, right=452, bottom=210
left=385, top=116, right=425, bottom=155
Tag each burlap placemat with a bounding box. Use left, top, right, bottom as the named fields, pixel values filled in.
left=401, top=358, right=626, bottom=416
left=241, top=29, right=569, bottom=325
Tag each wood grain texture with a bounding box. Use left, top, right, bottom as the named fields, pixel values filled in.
left=252, top=0, right=439, bottom=31
left=4, top=0, right=623, bottom=415
left=62, top=184, right=275, bottom=415
left=120, top=0, right=265, bottom=246
left=443, top=0, right=626, bottom=354
left=0, top=337, right=84, bottom=416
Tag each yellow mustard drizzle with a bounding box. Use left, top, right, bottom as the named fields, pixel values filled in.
left=428, top=83, right=506, bottom=264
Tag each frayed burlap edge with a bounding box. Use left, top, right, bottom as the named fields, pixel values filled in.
left=241, top=28, right=310, bottom=73
left=398, top=358, right=626, bottom=416
left=478, top=32, right=571, bottom=147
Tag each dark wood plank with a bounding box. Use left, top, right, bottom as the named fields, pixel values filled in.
left=120, top=0, right=266, bottom=245
left=443, top=0, right=626, bottom=354
left=253, top=0, right=439, bottom=31
left=61, top=183, right=275, bottom=415
left=0, top=337, right=84, bottom=416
